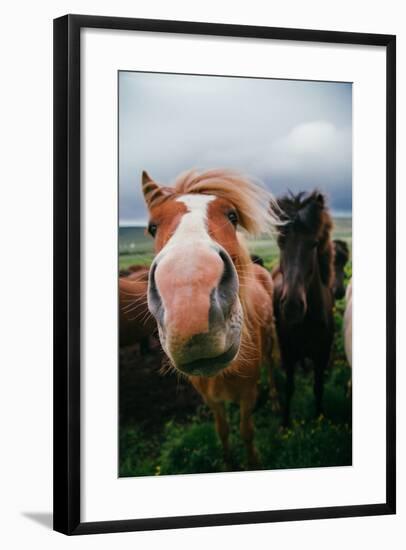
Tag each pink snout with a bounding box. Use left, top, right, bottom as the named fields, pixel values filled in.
left=148, top=245, right=242, bottom=375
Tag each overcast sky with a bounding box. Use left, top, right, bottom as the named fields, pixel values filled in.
left=119, top=71, right=352, bottom=225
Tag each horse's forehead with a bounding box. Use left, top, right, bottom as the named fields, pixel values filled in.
left=153, top=194, right=231, bottom=246
left=153, top=194, right=216, bottom=247
left=172, top=194, right=216, bottom=233
left=176, top=193, right=216, bottom=211
left=286, top=207, right=319, bottom=235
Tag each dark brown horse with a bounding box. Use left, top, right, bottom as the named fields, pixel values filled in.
left=272, top=191, right=335, bottom=426
left=332, top=239, right=350, bottom=300
left=119, top=267, right=158, bottom=353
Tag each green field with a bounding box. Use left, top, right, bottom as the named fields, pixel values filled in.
left=119, top=216, right=352, bottom=271
left=119, top=217, right=352, bottom=477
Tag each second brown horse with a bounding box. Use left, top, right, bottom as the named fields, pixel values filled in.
left=273, top=191, right=335, bottom=426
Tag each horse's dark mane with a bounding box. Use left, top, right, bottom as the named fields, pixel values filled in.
left=276, top=190, right=323, bottom=230
left=275, top=190, right=334, bottom=288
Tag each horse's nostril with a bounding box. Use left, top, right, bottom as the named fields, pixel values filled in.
left=295, top=297, right=305, bottom=314
left=282, top=295, right=306, bottom=323
left=218, top=249, right=235, bottom=287
left=280, top=288, right=288, bottom=305
left=216, top=249, right=238, bottom=316
left=148, top=261, right=163, bottom=322
left=149, top=261, right=157, bottom=291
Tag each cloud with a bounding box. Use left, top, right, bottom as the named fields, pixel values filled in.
left=259, top=121, right=351, bottom=183
left=119, top=73, right=352, bottom=223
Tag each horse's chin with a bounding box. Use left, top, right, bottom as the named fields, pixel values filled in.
left=158, top=299, right=243, bottom=377
left=281, top=302, right=306, bottom=327
left=282, top=313, right=304, bottom=327
left=172, top=341, right=240, bottom=377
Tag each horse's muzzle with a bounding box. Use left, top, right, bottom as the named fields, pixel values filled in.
left=175, top=341, right=240, bottom=376
left=281, top=294, right=307, bottom=326
left=147, top=244, right=242, bottom=375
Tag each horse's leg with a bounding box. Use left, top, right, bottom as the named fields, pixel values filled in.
left=314, top=361, right=324, bottom=418
left=268, top=367, right=280, bottom=412
left=267, top=324, right=281, bottom=412
left=240, top=389, right=260, bottom=467
left=283, top=355, right=295, bottom=427
left=208, top=400, right=231, bottom=466
left=314, top=349, right=330, bottom=418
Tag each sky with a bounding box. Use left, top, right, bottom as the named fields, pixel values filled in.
left=119, top=71, right=352, bottom=225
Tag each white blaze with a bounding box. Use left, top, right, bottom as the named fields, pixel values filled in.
left=172, top=194, right=215, bottom=244
left=156, top=194, right=216, bottom=262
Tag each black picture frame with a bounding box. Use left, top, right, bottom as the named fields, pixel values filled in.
left=53, top=14, right=396, bottom=535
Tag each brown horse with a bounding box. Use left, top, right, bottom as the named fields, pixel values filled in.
left=119, top=268, right=157, bottom=353
left=332, top=239, right=350, bottom=300
left=140, top=169, right=279, bottom=466
left=272, top=191, right=335, bottom=426
left=119, top=264, right=150, bottom=278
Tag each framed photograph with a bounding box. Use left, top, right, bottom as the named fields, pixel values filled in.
left=53, top=15, right=396, bottom=535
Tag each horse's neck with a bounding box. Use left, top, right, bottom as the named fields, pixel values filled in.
left=317, top=239, right=334, bottom=288
left=306, top=257, right=331, bottom=321
left=238, top=261, right=261, bottom=345
left=239, top=263, right=255, bottom=322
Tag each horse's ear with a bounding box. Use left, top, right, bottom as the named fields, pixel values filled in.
left=315, top=192, right=325, bottom=207
left=141, top=171, right=165, bottom=208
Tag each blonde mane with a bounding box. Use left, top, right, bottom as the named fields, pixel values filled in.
left=234, top=234, right=262, bottom=349
left=173, top=169, right=280, bottom=236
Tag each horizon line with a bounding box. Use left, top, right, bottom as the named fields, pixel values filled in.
left=119, top=211, right=352, bottom=228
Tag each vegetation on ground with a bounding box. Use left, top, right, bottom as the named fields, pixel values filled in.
left=119, top=218, right=352, bottom=477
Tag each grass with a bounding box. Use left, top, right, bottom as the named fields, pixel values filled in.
left=119, top=217, right=351, bottom=271
left=119, top=361, right=352, bottom=477
left=119, top=217, right=352, bottom=477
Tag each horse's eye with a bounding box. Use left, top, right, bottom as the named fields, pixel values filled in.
left=227, top=210, right=238, bottom=226
left=148, top=223, right=158, bottom=238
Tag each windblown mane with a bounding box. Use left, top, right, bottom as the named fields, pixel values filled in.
left=275, top=190, right=334, bottom=287
left=173, top=169, right=279, bottom=236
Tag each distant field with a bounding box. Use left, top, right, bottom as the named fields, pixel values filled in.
left=119, top=226, right=155, bottom=269
left=119, top=217, right=352, bottom=271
